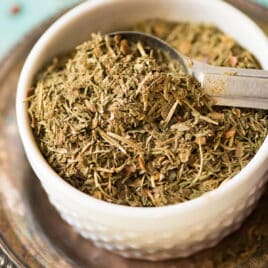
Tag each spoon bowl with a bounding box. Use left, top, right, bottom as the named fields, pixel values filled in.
left=109, top=31, right=268, bottom=110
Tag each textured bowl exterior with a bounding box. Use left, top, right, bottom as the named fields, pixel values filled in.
left=34, top=161, right=268, bottom=260
left=44, top=172, right=267, bottom=260
left=16, top=0, right=268, bottom=261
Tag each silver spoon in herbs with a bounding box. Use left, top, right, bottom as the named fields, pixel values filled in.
left=109, top=31, right=268, bottom=110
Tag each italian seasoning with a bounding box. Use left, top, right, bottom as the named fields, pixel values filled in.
left=27, top=21, right=268, bottom=207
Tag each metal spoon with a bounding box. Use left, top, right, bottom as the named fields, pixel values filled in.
left=108, top=31, right=268, bottom=110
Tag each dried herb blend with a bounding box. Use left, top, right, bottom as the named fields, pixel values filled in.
left=27, top=21, right=268, bottom=207
left=134, top=20, right=260, bottom=68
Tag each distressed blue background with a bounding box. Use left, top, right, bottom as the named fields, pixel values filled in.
left=0, top=0, right=267, bottom=60
left=254, top=0, right=268, bottom=7
left=0, top=0, right=81, bottom=59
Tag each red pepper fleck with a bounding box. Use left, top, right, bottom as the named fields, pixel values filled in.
left=137, top=155, right=146, bottom=171
left=229, top=56, right=238, bottom=67
left=10, top=5, right=21, bottom=15
left=26, top=88, right=34, bottom=97
left=176, top=115, right=184, bottom=122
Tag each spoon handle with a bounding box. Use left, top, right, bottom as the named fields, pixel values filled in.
left=192, top=63, right=268, bottom=109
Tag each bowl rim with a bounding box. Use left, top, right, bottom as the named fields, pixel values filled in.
left=16, top=0, right=268, bottom=217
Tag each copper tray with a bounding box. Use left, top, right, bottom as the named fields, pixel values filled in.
left=1, top=10, right=268, bottom=268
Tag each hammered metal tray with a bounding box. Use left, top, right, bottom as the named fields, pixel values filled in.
left=1, top=11, right=268, bottom=268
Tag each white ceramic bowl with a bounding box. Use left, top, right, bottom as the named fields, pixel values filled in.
left=16, top=0, right=268, bottom=261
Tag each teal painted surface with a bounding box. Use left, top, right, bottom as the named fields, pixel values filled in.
left=0, top=0, right=81, bottom=59
left=252, top=0, right=268, bottom=7
left=0, top=0, right=268, bottom=60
